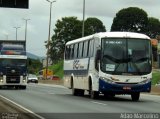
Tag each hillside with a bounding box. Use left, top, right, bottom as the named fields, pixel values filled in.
left=27, top=52, right=45, bottom=60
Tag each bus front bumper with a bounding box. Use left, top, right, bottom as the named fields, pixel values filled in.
left=99, top=79, right=151, bottom=94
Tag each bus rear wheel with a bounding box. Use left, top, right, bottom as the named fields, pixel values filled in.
left=72, top=88, right=78, bottom=96
left=131, top=92, right=140, bottom=101
left=72, top=88, right=84, bottom=96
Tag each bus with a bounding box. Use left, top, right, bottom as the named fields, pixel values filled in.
left=64, top=32, right=152, bottom=101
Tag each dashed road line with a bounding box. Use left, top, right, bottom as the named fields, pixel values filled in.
left=91, top=101, right=107, bottom=106
left=29, top=83, right=66, bottom=89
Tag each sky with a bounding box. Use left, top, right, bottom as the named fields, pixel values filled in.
left=0, top=0, right=160, bottom=57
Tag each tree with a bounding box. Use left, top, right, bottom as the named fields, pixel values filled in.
left=84, top=17, right=106, bottom=36
left=146, top=17, right=160, bottom=38
left=49, top=17, right=82, bottom=63
left=48, top=16, right=106, bottom=63
left=27, top=58, right=42, bottom=74
left=111, top=7, right=148, bottom=33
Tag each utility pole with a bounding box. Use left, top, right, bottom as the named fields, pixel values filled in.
left=23, top=18, right=30, bottom=50
left=13, top=26, right=20, bottom=40
left=46, top=0, right=56, bottom=80
left=82, top=0, right=85, bottom=37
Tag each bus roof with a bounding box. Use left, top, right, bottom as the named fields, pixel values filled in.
left=66, top=32, right=150, bottom=45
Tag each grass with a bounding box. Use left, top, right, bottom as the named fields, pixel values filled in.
left=152, top=71, right=160, bottom=85
left=49, top=60, right=64, bottom=79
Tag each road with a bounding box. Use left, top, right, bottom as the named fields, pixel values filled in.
left=0, top=84, right=160, bottom=119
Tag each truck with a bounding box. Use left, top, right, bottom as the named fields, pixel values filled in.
left=0, top=40, right=27, bottom=89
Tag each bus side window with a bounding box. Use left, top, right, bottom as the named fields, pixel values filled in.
left=82, top=42, right=84, bottom=58
left=78, top=42, right=83, bottom=58
left=83, top=41, right=88, bottom=58
left=74, top=43, right=78, bottom=58
left=87, top=40, right=90, bottom=57
left=70, top=45, right=74, bottom=59
left=89, top=39, right=94, bottom=57
left=65, top=45, right=70, bottom=60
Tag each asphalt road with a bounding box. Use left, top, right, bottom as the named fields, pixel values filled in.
left=0, top=84, right=160, bottom=119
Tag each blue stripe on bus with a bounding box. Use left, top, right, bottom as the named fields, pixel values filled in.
left=99, top=79, right=151, bottom=93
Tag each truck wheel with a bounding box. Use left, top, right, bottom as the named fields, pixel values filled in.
left=131, top=92, right=140, bottom=101
left=15, top=86, right=19, bottom=89
left=21, top=86, right=26, bottom=90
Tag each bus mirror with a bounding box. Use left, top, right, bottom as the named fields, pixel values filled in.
left=96, top=50, right=101, bottom=60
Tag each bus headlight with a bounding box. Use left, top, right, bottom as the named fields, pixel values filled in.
left=139, top=78, right=151, bottom=84
left=100, top=77, right=115, bottom=84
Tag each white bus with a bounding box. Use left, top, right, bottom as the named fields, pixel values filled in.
left=64, top=32, right=152, bottom=101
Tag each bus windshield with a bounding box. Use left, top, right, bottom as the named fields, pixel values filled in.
left=101, top=38, right=152, bottom=75
left=0, top=59, right=27, bottom=67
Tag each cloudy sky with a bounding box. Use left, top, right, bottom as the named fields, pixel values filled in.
left=0, top=0, right=160, bottom=57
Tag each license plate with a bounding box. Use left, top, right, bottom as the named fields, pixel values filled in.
left=10, top=78, right=16, bottom=81
left=123, top=86, right=131, bottom=90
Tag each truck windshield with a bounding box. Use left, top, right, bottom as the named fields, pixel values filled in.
left=0, top=59, right=26, bottom=67
left=101, top=38, right=152, bottom=75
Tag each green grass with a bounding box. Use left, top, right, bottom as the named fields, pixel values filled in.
left=152, top=71, right=160, bottom=85
left=49, top=60, right=64, bottom=79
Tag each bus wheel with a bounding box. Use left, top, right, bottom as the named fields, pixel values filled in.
left=79, top=89, right=84, bottom=96
left=91, top=90, right=99, bottom=99
left=131, top=92, right=140, bottom=101
left=90, top=85, right=99, bottom=99
left=72, top=88, right=79, bottom=96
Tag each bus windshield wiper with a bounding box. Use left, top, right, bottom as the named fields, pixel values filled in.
left=103, top=54, right=129, bottom=63
left=133, top=57, right=149, bottom=63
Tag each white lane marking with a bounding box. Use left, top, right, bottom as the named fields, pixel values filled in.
left=29, top=83, right=67, bottom=89
left=48, top=92, right=55, bottom=95
left=91, top=101, right=107, bottom=106
left=141, top=94, right=160, bottom=98
left=0, top=95, right=45, bottom=119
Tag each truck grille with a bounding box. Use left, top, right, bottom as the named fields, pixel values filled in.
left=6, top=68, right=20, bottom=83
